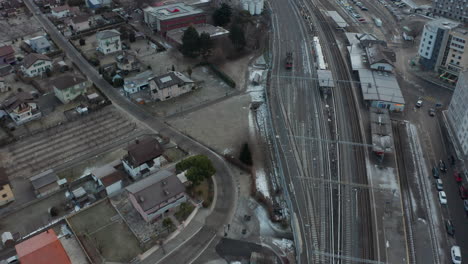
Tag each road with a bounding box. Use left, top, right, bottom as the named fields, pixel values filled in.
left=22, top=1, right=236, bottom=263
left=267, top=0, right=375, bottom=262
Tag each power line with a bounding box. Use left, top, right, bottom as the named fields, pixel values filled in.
left=295, top=176, right=395, bottom=192
left=292, top=135, right=374, bottom=148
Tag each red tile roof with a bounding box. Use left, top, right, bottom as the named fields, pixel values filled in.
left=15, top=229, right=71, bottom=264
left=0, top=46, right=14, bottom=57
left=101, top=170, right=125, bottom=187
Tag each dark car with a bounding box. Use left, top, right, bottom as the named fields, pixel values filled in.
left=446, top=220, right=455, bottom=236
left=459, top=185, right=468, bottom=199
left=428, top=108, right=435, bottom=116
left=439, top=160, right=447, bottom=172
left=454, top=171, right=462, bottom=183
left=432, top=167, right=440, bottom=178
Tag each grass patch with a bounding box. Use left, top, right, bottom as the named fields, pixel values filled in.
left=189, top=178, right=214, bottom=208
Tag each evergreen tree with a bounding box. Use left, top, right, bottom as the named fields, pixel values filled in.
left=212, top=4, right=232, bottom=26
left=181, top=26, right=200, bottom=58
left=229, top=24, right=246, bottom=51
left=199, top=32, right=213, bottom=60
left=239, top=143, right=253, bottom=166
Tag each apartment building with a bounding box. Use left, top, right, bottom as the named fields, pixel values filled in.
left=418, top=18, right=468, bottom=82
left=432, top=0, right=468, bottom=23
left=448, top=71, right=468, bottom=157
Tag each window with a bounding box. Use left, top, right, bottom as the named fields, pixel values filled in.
left=425, top=52, right=429, bottom=56
left=430, top=35, right=433, bottom=39
left=2, top=194, right=7, bottom=198
left=429, top=41, right=432, bottom=44
left=453, top=54, right=456, bottom=57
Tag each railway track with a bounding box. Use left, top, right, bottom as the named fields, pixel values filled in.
left=300, top=0, right=376, bottom=261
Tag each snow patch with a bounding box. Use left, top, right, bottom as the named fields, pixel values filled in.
left=223, top=148, right=233, bottom=155
left=272, top=238, right=294, bottom=252
left=256, top=167, right=270, bottom=199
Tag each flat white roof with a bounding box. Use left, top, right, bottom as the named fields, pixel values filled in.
left=317, top=70, right=335, bottom=88
left=326, top=11, right=348, bottom=28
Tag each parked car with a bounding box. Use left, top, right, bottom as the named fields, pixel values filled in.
left=358, top=18, right=366, bottom=22
left=454, top=171, right=462, bottom=183
left=459, top=185, right=468, bottom=199
left=428, top=108, right=435, bottom=116
left=439, top=191, right=447, bottom=205
left=436, top=179, right=443, bottom=191
left=446, top=220, right=455, bottom=236
left=361, top=6, right=368, bottom=10
left=439, top=160, right=447, bottom=172
left=416, top=99, right=423, bottom=107
left=432, top=167, right=440, bottom=178
left=451, top=246, right=462, bottom=264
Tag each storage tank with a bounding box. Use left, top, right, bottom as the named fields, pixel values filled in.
left=254, top=0, right=264, bottom=15
left=248, top=1, right=255, bottom=15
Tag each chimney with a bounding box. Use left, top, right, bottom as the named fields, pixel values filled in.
left=139, top=196, right=145, bottom=203
left=135, top=139, right=139, bottom=144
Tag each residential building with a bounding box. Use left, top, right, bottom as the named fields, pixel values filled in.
left=51, top=4, right=71, bottom=18
left=143, top=3, right=206, bottom=36
left=448, top=71, right=468, bottom=157
left=52, top=74, right=90, bottom=104
left=418, top=19, right=468, bottom=81
left=28, top=35, right=52, bottom=54
left=122, top=137, right=166, bottom=179
left=116, top=51, right=140, bottom=72
left=86, top=0, right=112, bottom=9
left=1, top=92, right=42, bottom=125
left=91, top=161, right=125, bottom=195
left=149, top=71, right=195, bottom=101
left=166, top=24, right=229, bottom=46
left=96, top=29, right=121, bottom=55
left=126, top=170, right=187, bottom=222
left=21, top=53, right=52, bottom=77
left=29, top=169, right=60, bottom=198
left=15, top=229, right=72, bottom=264
left=123, top=70, right=154, bottom=94
left=0, top=45, right=15, bottom=65
left=432, top=0, right=468, bottom=22
left=70, top=15, right=90, bottom=32
left=345, top=33, right=405, bottom=111
left=0, top=168, right=14, bottom=206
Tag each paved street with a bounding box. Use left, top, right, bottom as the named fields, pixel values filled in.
left=21, top=1, right=236, bottom=263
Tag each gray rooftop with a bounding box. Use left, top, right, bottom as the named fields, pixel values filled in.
left=30, top=169, right=58, bottom=190
left=124, top=70, right=154, bottom=87
left=151, top=71, right=193, bottom=90
left=317, top=70, right=335, bottom=88
left=126, top=170, right=185, bottom=211
left=426, top=18, right=460, bottom=30
left=96, top=29, right=120, bottom=40
left=29, top=36, right=51, bottom=50
left=326, top=11, right=348, bottom=28
left=143, top=3, right=204, bottom=21
left=370, top=107, right=393, bottom=153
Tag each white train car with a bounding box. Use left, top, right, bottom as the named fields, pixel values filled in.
left=313, top=36, right=327, bottom=70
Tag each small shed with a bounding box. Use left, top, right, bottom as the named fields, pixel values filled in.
left=30, top=169, right=60, bottom=198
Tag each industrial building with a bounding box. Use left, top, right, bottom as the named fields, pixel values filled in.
left=143, top=3, right=206, bottom=36
left=447, top=71, right=468, bottom=157
left=345, top=33, right=405, bottom=111
left=418, top=18, right=468, bottom=82
left=370, top=107, right=393, bottom=157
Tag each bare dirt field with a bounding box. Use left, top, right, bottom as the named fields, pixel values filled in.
left=0, top=14, right=43, bottom=43
left=167, top=93, right=251, bottom=156
left=68, top=199, right=142, bottom=263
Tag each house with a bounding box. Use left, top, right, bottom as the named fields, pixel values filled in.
left=91, top=162, right=125, bottom=195
left=86, top=0, right=112, bottom=9
left=122, top=137, right=166, bottom=179
left=29, top=169, right=60, bottom=198
left=96, top=29, right=121, bottom=55
left=70, top=15, right=90, bottom=32
left=143, top=3, right=206, bottom=36
left=0, top=45, right=15, bottom=65
left=126, top=170, right=186, bottom=222
left=51, top=4, right=71, bottom=18
left=21, top=53, right=52, bottom=77
left=123, top=70, right=154, bottom=94
left=15, top=229, right=72, bottom=264
left=0, top=168, right=14, bottom=206
left=1, top=92, right=42, bottom=125
left=52, top=74, right=90, bottom=104
left=116, top=51, right=140, bottom=72
left=102, top=11, right=121, bottom=23
left=28, top=36, right=52, bottom=54
left=365, top=44, right=395, bottom=72
left=149, top=71, right=195, bottom=101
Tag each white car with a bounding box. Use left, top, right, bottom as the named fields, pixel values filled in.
left=451, top=246, right=462, bottom=264
left=416, top=99, right=423, bottom=108
left=439, top=191, right=447, bottom=205
left=436, top=179, right=443, bottom=191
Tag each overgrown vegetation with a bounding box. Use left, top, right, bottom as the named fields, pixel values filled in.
left=176, top=155, right=216, bottom=186
left=212, top=4, right=232, bottom=27
left=239, top=143, right=252, bottom=166
left=174, top=202, right=195, bottom=222
left=181, top=27, right=214, bottom=59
